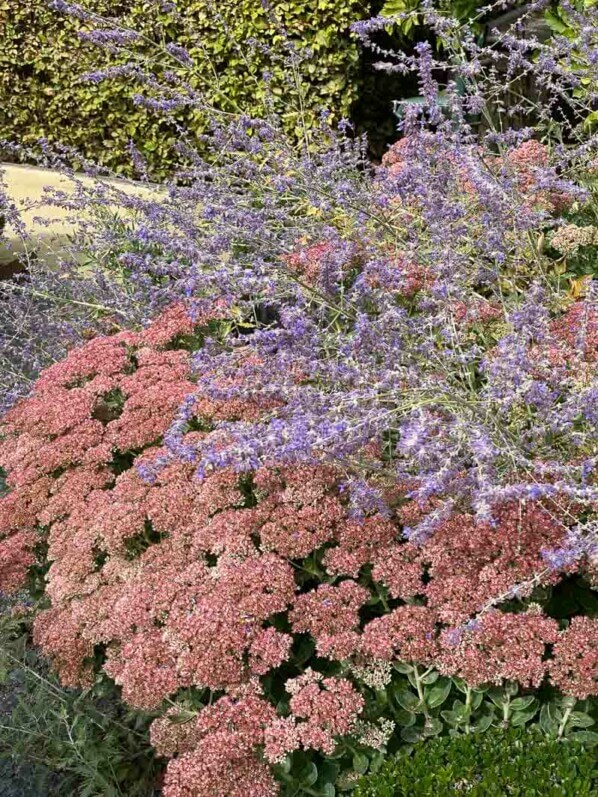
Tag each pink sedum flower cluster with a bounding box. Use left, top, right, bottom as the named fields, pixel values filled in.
left=381, top=137, right=572, bottom=214
left=154, top=696, right=279, bottom=797
left=549, top=616, right=598, bottom=699
left=437, top=609, right=559, bottom=689
left=290, top=580, right=368, bottom=659
left=265, top=670, right=364, bottom=761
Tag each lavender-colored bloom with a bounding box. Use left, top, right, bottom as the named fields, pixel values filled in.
left=165, top=43, right=193, bottom=67
left=542, top=522, right=598, bottom=572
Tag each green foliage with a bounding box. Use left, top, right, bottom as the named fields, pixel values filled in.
left=0, top=602, right=162, bottom=796
left=354, top=727, right=598, bottom=796
left=544, top=0, right=598, bottom=127
left=363, top=662, right=596, bottom=746
left=0, top=0, right=370, bottom=178
left=379, top=0, right=481, bottom=35
left=379, top=0, right=422, bottom=36
left=545, top=0, right=597, bottom=38
left=269, top=656, right=596, bottom=794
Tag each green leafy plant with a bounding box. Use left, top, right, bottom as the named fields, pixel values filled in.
left=544, top=165, right=598, bottom=281
left=354, top=727, right=598, bottom=796
left=544, top=0, right=598, bottom=128
left=0, top=0, right=371, bottom=178
left=269, top=660, right=596, bottom=794
left=379, top=0, right=482, bottom=35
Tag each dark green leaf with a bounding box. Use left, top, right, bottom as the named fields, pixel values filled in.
left=487, top=687, right=505, bottom=709
left=422, top=717, right=443, bottom=737
left=568, top=712, right=595, bottom=729
left=472, top=713, right=494, bottom=734
left=426, top=680, right=452, bottom=709
left=303, top=762, right=318, bottom=787
left=510, top=696, right=537, bottom=713
left=569, top=730, right=598, bottom=746
left=395, top=689, right=420, bottom=712
left=539, top=703, right=559, bottom=736
left=393, top=707, right=416, bottom=727
left=353, top=752, right=369, bottom=775
left=400, top=725, right=423, bottom=743
left=510, top=707, right=539, bottom=727
left=451, top=677, right=469, bottom=694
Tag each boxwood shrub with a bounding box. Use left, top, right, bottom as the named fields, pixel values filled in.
left=354, top=728, right=598, bottom=797
left=0, top=0, right=371, bottom=178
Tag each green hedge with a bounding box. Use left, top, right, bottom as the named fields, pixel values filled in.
left=0, top=0, right=371, bottom=178
left=354, top=728, right=598, bottom=797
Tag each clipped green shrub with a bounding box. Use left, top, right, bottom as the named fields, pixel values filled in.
left=0, top=0, right=371, bottom=178
left=354, top=728, right=598, bottom=797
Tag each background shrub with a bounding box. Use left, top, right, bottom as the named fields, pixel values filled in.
left=0, top=0, right=372, bottom=178
left=354, top=727, right=598, bottom=796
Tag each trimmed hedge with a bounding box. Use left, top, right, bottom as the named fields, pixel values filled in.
left=354, top=728, right=598, bottom=797
left=0, top=0, right=371, bottom=178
